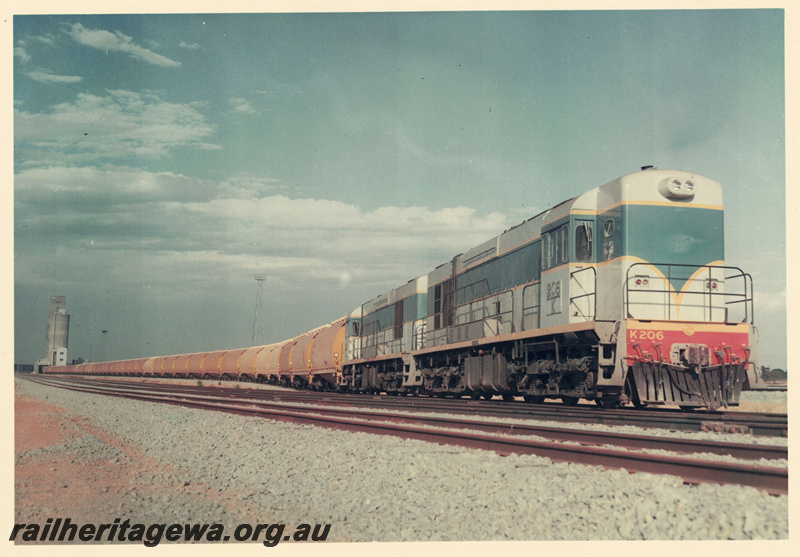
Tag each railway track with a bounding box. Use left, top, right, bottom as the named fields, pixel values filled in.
left=29, top=375, right=788, bottom=437
left=20, top=375, right=788, bottom=495
left=750, top=383, right=788, bottom=391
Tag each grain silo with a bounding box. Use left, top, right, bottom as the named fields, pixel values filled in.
left=44, top=295, right=69, bottom=366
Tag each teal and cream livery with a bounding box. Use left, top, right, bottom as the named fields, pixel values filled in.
left=340, top=166, right=757, bottom=409
left=47, top=167, right=758, bottom=411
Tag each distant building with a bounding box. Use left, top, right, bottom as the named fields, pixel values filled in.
left=36, top=296, right=70, bottom=372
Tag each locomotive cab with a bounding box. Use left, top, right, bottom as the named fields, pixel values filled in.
left=596, top=168, right=756, bottom=409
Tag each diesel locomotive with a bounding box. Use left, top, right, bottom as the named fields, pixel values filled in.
left=46, top=167, right=759, bottom=410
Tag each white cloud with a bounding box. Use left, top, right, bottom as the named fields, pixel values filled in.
left=218, top=172, right=285, bottom=198
left=14, top=47, right=31, bottom=63
left=15, top=165, right=510, bottom=292
left=15, top=166, right=217, bottom=205
left=15, top=174, right=505, bottom=359
left=15, top=90, right=219, bottom=164
left=66, top=23, right=181, bottom=67
left=26, top=69, right=83, bottom=84
left=230, top=98, right=258, bottom=115
left=29, top=34, right=57, bottom=47
left=178, top=41, right=202, bottom=50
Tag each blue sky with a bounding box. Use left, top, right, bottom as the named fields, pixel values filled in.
left=10, top=8, right=787, bottom=369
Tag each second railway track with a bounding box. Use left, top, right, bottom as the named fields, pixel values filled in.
left=22, top=375, right=788, bottom=495
left=32, top=375, right=788, bottom=437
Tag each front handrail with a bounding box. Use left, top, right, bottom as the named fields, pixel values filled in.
left=624, top=262, right=754, bottom=324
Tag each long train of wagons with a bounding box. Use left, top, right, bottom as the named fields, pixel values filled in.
left=45, top=166, right=759, bottom=410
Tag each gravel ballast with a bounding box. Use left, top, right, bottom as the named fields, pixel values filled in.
left=14, top=378, right=789, bottom=541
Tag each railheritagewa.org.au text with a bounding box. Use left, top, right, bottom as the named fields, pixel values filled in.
left=10, top=518, right=331, bottom=547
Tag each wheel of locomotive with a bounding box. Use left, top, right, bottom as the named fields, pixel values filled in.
left=560, top=395, right=580, bottom=406
left=482, top=393, right=493, bottom=400
left=595, top=396, right=621, bottom=409
left=501, top=394, right=514, bottom=402
left=523, top=395, right=545, bottom=403
left=470, top=392, right=481, bottom=400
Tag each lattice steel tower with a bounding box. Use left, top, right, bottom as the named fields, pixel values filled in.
left=252, top=274, right=268, bottom=346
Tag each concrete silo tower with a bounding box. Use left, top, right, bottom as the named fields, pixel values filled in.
left=44, top=295, right=70, bottom=366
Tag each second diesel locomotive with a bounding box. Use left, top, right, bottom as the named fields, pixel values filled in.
left=46, top=167, right=759, bottom=410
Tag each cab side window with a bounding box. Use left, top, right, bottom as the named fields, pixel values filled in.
left=575, top=223, right=593, bottom=262
left=560, top=225, right=569, bottom=264
left=542, top=232, right=551, bottom=270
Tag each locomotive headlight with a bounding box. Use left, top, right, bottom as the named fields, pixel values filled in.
left=659, top=177, right=697, bottom=200
left=705, top=279, right=723, bottom=291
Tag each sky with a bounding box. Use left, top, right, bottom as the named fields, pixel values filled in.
left=9, top=6, right=788, bottom=369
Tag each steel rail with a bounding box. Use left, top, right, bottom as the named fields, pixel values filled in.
left=19, top=376, right=788, bottom=494
left=39, top=373, right=786, bottom=428
left=28, top=374, right=788, bottom=437
left=26, top=376, right=786, bottom=462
